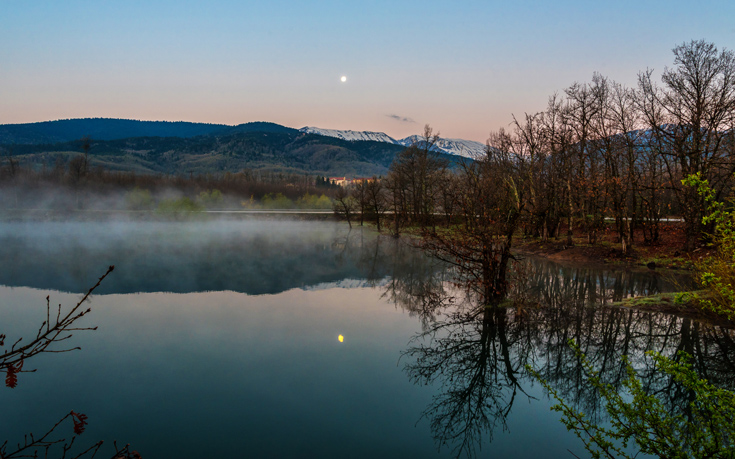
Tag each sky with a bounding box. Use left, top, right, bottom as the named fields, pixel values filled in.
left=2, top=0, right=734, bottom=143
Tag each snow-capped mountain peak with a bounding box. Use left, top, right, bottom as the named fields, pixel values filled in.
left=300, top=126, right=485, bottom=158
left=300, top=126, right=398, bottom=144
left=397, top=135, right=486, bottom=158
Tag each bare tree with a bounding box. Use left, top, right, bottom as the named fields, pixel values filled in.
left=607, top=80, right=644, bottom=252
left=421, top=138, right=526, bottom=304
left=388, top=125, right=448, bottom=229
left=565, top=77, right=606, bottom=244
left=351, top=180, right=368, bottom=226
left=364, top=177, right=388, bottom=232
left=639, top=40, right=735, bottom=250
left=332, top=186, right=356, bottom=228
left=541, top=93, right=576, bottom=244
left=508, top=112, right=548, bottom=239
left=437, top=169, right=460, bottom=225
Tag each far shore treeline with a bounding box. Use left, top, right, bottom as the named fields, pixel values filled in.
left=0, top=162, right=341, bottom=213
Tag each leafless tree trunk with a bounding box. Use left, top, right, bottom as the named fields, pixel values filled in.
left=638, top=40, right=735, bottom=250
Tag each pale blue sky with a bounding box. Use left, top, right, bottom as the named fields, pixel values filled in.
left=2, top=0, right=734, bottom=141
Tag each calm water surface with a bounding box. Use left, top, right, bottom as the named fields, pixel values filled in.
left=1, top=219, right=732, bottom=458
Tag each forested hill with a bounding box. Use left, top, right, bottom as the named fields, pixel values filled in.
left=0, top=118, right=232, bottom=144
left=1, top=118, right=467, bottom=176
left=4, top=127, right=418, bottom=177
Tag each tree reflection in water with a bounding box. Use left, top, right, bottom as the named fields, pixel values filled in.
left=335, top=229, right=454, bottom=329
left=391, top=255, right=735, bottom=457
left=403, top=302, right=533, bottom=457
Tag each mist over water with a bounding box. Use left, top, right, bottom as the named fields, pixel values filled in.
left=1, top=218, right=728, bottom=458
left=0, top=219, right=430, bottom=294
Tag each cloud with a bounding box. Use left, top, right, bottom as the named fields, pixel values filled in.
left=386, top=114, right=415, bottom=123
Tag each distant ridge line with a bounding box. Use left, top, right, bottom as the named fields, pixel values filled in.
left=0, top=118, right=485, bottom=158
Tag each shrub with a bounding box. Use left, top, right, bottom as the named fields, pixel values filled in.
left=125, top=187, right=153, bottom=210
left=156, top=196, right=204, bottom=215
left=530, top=341, right=735, bottom=459
left=261, top=192, right=293, bottom=209
left=682, top=173, right=735, bottom=320
left=198, top=189, right=223, bottom=208
left=295, top=192, right=333, bottom=209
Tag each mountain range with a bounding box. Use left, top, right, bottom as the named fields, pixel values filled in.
left=299, top=127, right=485, bottom=158
left=0, top=118, right=478, bottom=176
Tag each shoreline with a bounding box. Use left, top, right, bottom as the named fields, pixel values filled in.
left=514, top=234, right=704, bottom=271
left=511, top=238, right=735, bottom=327
left=611, top=292, right=735, bottom=328
left=0, top=208, right=340, bottom=222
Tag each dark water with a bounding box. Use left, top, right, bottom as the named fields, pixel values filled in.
left=1, top=219, right=732, bottom=458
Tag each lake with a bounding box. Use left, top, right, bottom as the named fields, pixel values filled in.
left=1, top=219, right=732, bottom=458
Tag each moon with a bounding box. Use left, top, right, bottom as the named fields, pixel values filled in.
left=338, top=334, right=344, bottom=342
left=340, top=76, right=347, bottom=83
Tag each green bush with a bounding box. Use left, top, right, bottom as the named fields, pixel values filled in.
left=261, top=192, right=293, bottom=209
left=295, top=192, right=333, bottom=209
left=682, top=173, right=735, bottom=320
left=198, top=189, right=223, bottom=208
left=156, top=197, right=204, bottom=215
left=125, top=187, right=153, bottom=210
left=314, top=194, right=333, bottom=209
left=530, top=341, right=735, bottom=458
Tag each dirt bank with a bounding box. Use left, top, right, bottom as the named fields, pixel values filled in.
left=514, top=222, right=711, bottom=270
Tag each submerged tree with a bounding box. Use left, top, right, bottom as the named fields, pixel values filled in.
left=332, top=186, right=357, bottom=228
left=364, top=177, right=388, bottom=232
left=419, top=134, right=526, bottom=304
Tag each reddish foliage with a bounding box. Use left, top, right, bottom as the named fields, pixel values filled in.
left=5, top=359, right=23, bottom=388
left=71, top=411, right=88, bottom=435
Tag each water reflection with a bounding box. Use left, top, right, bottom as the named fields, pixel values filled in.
left=394, top=258, right=735, bottom=457
left=1, top=221, right=451, bottom=458
left=0, top=220, right=443, bottom=294
left=4, top=220, right=734, bottom=458
left=403, top=304, right=532, bottom=457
